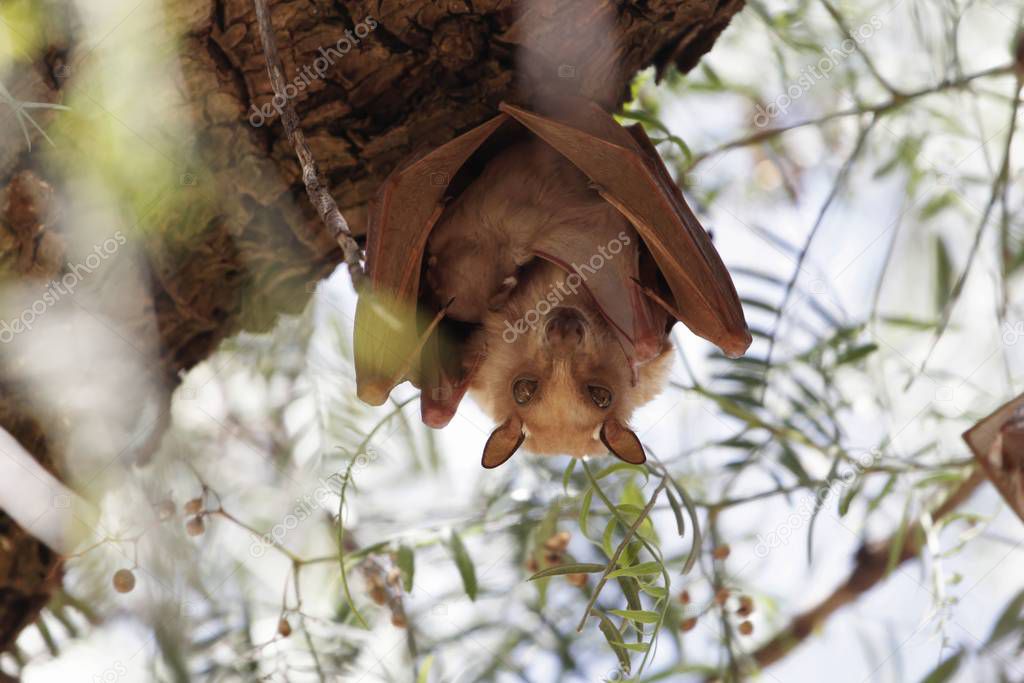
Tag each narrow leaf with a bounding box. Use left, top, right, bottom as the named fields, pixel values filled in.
left=448, top=530, right=478, bottom=601
left=528, top=563, right=607, bottom=580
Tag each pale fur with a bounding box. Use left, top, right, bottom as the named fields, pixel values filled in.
left=467, top=260, right=672, bottom=457
left=426, top=140, right=673, bottom=457
left=426, top=141, right=606, bottom=321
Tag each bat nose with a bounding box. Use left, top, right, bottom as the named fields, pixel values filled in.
left=545, top=308, right=585, bottom=351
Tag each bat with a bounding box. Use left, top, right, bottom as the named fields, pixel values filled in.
left=353, top=97, right=751, bottom=468
left=963, top=394, right=1024, bottom=524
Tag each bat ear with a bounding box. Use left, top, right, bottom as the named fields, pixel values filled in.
left=482, top=416, right=525, bottom=469
left=599, top=419, right=646, bottom=465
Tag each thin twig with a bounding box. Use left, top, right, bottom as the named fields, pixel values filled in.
left=908, top=73, right=1024, bottom=389
left=251, top=0, right=366, bottom=290
left=686, top=64, right=1014, bottom=171
left=736, top=469, right=984, bottom=676
left=762, top=115, right=879, bottom=397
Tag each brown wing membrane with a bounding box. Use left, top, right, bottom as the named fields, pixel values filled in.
left=499, top=100, right=751, bottom=358
left=355, top=115, right=509, bottom=405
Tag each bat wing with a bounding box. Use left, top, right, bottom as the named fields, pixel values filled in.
left=355, top=114, right=509, bottom=405
left=499, top=100, right=751, bottom=358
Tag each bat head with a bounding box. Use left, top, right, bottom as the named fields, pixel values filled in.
left=467, top=260, right=672, bottom=468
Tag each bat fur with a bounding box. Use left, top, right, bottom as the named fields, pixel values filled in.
left=424, top=140, right=672, bottom=460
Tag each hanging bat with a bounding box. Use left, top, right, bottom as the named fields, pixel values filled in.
left=353, top=97, right=751, bottom=468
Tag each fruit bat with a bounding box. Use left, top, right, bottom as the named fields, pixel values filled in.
left=353, top=97, right=751, bottom=468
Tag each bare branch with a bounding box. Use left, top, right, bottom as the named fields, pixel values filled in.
left=251, top=0, right=366, bottom=290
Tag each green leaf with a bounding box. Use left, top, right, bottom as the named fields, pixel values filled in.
left=919, top=192, right=960, bottom=221
left=664, top=487, right=686, bottom=538
left=579, top=488, right=594, bottom=539
left=527, top=563, right=607, bottom=580
left=609, top=609, right=660, bottom=624
left=640, top=584, right=668, bottom=600
left=448, top=530, right=478, bottom=601
left=988, top=588, right=1024, bottom=645
left=602, top=517, right=618, bottom=559
left=836, top=343, right=878, bottom=366
left=608, top=561, right=663, bottom=578
left=416, top=655, right=434, bottom=683
left=598, top=613, right=631, bottom=675
left=779, top=444, right=813, bottom=485
left=562, top=458, right=577, bottom=493
left=618, top=576, right=645, bottom=641
left=886, top=498, right=913, bottom=575
left=918, top=650, right=963, bottom=683
left=935, top=236, right=953, bottom=312
left=397, top=544, right=415, bottom=593
left=596, top=462, right=649, bottom=482
left=610, top=640, right=651, bottom=653
left=674, top=481, right=703, bottom=575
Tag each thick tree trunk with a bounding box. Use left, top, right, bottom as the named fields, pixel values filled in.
left=0, top=0, right=743, bottom=652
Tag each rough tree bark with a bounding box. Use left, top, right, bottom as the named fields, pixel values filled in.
left=0, top=0, right=744, bottom=653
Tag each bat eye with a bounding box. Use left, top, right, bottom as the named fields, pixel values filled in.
left=588, top=385, right=612, bottom=409
left=512, top=378, right=538, bottom=405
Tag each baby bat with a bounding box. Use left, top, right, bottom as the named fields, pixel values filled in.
left=353, top=98, right=751, bottom=468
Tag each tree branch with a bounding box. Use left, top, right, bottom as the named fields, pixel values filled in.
left=251, top=0, right=366, bottom=290
left=740, top=469, right=985, bottom=675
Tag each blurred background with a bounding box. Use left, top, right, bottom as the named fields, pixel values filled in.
left=1, top=0, right=1023, bottom=681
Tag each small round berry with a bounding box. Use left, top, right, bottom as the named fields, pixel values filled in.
left=681, top=617, right=697, bottom=632
left=112, top=568, right=136, bottom=593
left=737, top=595, right=754, bottom=617
left=714, top=588, right=730, bottom=605
left=369, top=586, right=387, bottom=605
left=712, top=545, right=731, bottom=560
left=738, top=620, right=754, bottom=636
left=391, top=613, right=407, bottom=628
left=184, top=498, right=203, bottom=514
left=278, top=618, right=292, bottom=637
left=679, top=590, right=691, bottom=604
left=185, top=516, right=205, bottom=536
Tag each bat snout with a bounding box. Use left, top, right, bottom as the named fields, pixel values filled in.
left=544, top=307, right=586, bottom=352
